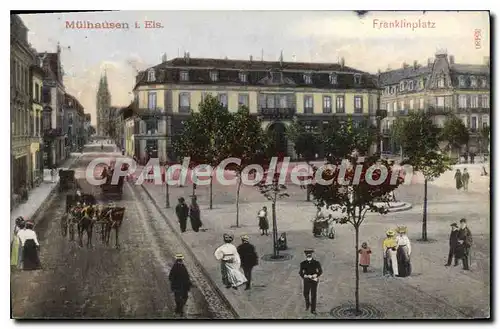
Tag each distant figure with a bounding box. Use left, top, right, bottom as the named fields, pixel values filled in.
left=51, top=168, right=57, bottom=183
left=358, top=242, right=372, bottom=273
left=481, top=165, right=488, bottom=176
left=175, top=197, right=189, bottom=233
left=168, top=253, right=192, bottom=316
left=456, top=218, right=473, bottom=270
left=299, top=249, right=322, bottom=315
left=189, top=196, right=202, bottom=232
left=18, top=221, right=41, bottom=270
left=237, top=235, right=258, bottom=290
left=462, top=168, right=470, bottom=191
left=454, top=169, right=462, bottom=190
left=445, top=223, right=460, bottom=267
left=257, top=206, right=269, bottom=236
left=214, top=233, right=247, bottom=289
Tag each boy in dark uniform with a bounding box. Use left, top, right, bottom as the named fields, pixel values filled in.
left=445, top=223, right=460, bottom=266
left=168, top=253, right=192, bottom=316
left=299, top=249, right=323, bottom=315
left=175, top=197, right=189, bottom=233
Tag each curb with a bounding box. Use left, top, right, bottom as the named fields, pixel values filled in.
left=387, top=202, right=413, bottom=213
left=139, top=184, right=240, bottom=319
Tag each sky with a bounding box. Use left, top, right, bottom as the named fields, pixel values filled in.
left=20, top=11, right=490, bottom=125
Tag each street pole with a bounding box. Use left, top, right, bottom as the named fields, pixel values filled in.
left=162, top=112, right=170, bottom=208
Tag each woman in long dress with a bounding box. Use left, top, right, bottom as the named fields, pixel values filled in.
left=189, top=196, right=202, bottom=232
left=383, top=229, right=398, bottom=276
left=18, top=221, right=41, bottom=271
left=10, top=217, right=25, bottom=269
left=214, top=233, right=247, bottom=289
left=257, top=206, right=269, bottom=236
left=396, top=226, right=412, bottom=277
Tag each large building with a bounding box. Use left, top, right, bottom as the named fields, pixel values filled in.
left=132, top=53, right=380, bottom=161
left=63, top=93, right=85, bottom=152
left=11, top=14, right=36, bottom=202
left=30, top=57, right=44, bottom=186
left=96, top=72, right=111, bottom=136
left=378, top=52, right=490, bottom=154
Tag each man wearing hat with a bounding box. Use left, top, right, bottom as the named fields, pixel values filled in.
left=445, top=223, right=460, bottom=267
left=456, top=218, right=473, bottom=270
left=175, top=197, right=189, bottom=233
left=237, top=235, right=258, bottom=290
left=299, top=249, right=323, bottom=314
left=168, top=253, right=192, bottom=316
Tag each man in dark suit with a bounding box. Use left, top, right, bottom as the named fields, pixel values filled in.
left=445, top=223, right=460, bottom=266
left=457, top=218, right=473, bottom=270
left=237, top=235, right=258, bottom=290
left=175, top=197, right=189, bottom=233
left=168, top=253, right=192, bottom=316
left=299, top=249, right=323, bottom=315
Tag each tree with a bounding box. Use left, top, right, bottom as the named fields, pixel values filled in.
left=391, top=117, right=406, bottom=160
left=479, top=125, right=490, bottom=154
left=173, top=95, right=232, bottom=208
left=397, top=111, right=451, bottom=241
left=256, top=172, right=289, bottom=259
left=441, top=115, right=470, bottom=158
left=224, top=106, right=267, bottom=227
left=310, top=127, right=404, bottom=315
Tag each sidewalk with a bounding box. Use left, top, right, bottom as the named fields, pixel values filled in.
left=142, top=183, right=490, bottom=319
left=10, top=154, right=82, bottom=241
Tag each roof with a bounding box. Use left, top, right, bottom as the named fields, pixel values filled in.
left=64, top=93, right=84, bottom=115
left=450, top=64, right=490, bottom=74
left=135, top=57, right=378, bottom=90
left=378, top=66, right=431, bottom=86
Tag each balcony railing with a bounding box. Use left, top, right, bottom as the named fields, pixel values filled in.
left=427, top=106, right=452, bottom=115
left=258, top=108, right=296, bottom=119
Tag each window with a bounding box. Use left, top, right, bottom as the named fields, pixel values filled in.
left=354, top=74, right=361, bottom=85
left=271, top=72, right=282, bottom=83
left=400, top=101, right=405, bottom=110
left=323, top=96, right=332, bottom=113
left=266, top=95, right=275, bottom=108
left=329, top=73, right=337, bottom=85
left=471, top=116, right=477, bottom=130
left=470, top=76, right=477, bottom=88
left=180, top=71, right=189, bottom=82
left=437, top=77, right=445, bottom=88
left=385, top=87, right=390, bottom=95
left=210, top=71, right=219, bottom=82
left=218, top=93, right=228, bottom=108
left=471, top=95, right=478, bottom=108
left=179, top=92, right=190, bottom=112
left=239, top=72, right=247, bottom=83
left=390, top=86, right=396, bottom=94
left=303, top=74, right=312, bottom=84
left=238, top=94, right=249, bottom=108
left=419, top=98, right=424, bottom=109
left=29, top=112, right=34, bottom=136
left=393, top=101, right=398, bottom=111
left=481, top=78, right=487, bottom=88
left=459, top=76, right=466, bottom=87
left=409, top=99, right=414, bottom=110
left=437, top=96, right=445, bottom=107
left=408, top=81, right=414, bottom=90
left=400, top=81, right=405, bottom=91
left=147, top=69, right=155, bottom=82
left=336, top=96, right=345, bottom=113
left=34, top=83, right=39, bottom=102
left=387, top=103, right=392, bottom=111
left=419, top=79, right=425, bottom=89
left=68, top=113, right=73, bottom=125
left=482, top=115, right=489, bottom=127
left=354, top=96, right=363, bottom=113
left=482, top=95, right=489, bottom=108
left=304, top=95, right=313, bottom=113
left=146, top=118, right=158, bottom=134
left=148, top=92, right=157, bottom=109
left=42, top=87, right=51, bottom=103
left=278, top=95, right=287, bottom=108
left=459, top=95, right=467, bottom=108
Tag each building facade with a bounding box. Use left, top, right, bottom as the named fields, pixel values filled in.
left=132, top=54, right=379, bottom=161
left=84, top=113, right=92, bottom=144
left=30, top=59, right=44, bottom=186
left=11, top=14, right=36, bottom=200
left=64, top=93, right=85, bottom=152
left=378, top=52, right=490, bottom=154
left=96, top=72, right=111, bottom=137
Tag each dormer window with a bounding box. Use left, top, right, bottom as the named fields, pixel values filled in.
left=239, top=72, right=247, bottom=83
left=354, top=74, right=361, bottom=85
left=271, top=71, right=282, bottom=83
left=303, top=74, right=312, bottom=84
left=180, top=71, right=189, bottom=82
left=458, top=75, right=466, bottom=87
left=147, top=69, right=155, bottom=82
left=408, top=81, right=414, bottom=90
left=470, top=76, right=477, bottom=87
left=385, top=86, right=390, bottom=95
left=390, top=86, right=395, bottom=94
left=329, top=73, right=338, bottom=85
left=210, top=70, right=219, bottom=82
left=400, top=81, right=405, bottom=91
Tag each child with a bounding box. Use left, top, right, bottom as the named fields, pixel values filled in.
left=359, top=242, right=372, bottom=273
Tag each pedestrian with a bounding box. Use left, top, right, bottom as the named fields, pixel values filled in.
left=454, top=169, right=462, bottom=190
left=17, top=221, right=41, bottom=270
left=11, top=217, right=25, bottom=269
left=383, top=229, right=398, bottom=277
left=175, top=197, right=189, bottom=233
left=299, top=249, right=322, bottom=315
left=462, top=168, right=470, bottom=191
left=395, top=226, right=412, bottom=277
left=168, top=253, right=192, bottom=316
left=456, top=218, right=473, bottom=270
left=51, top=167, right=57, bottom=183
left=445, top=223, right=460, bottom=267
left=257, top=206, right=269, bottom=236
left=189, top=196, right=202, bottom=232
left=358, top=242, right=371, bottom=273
left=214, top=233, right=247, bottom=289
left=236, top=235, right=258, bottom=290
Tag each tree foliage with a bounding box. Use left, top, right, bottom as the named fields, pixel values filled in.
left=479, top=125, right=490, bottom=154
left=441, top=115, right=470, bottom=154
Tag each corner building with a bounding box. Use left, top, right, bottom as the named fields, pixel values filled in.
left=133, top=55, right=380, bottom=161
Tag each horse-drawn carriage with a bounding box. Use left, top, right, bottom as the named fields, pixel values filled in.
left=99, top=163, right=128, bottom=197
left=61, top=194, right=126, bottom=248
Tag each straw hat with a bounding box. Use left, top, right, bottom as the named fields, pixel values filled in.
left=386, top=229, right=395, bottom=237
left=241, top=235, right=249, bottom=242
left=396, top=226, right=407, bottom=234
left=175, top=253, right=184, bottom=260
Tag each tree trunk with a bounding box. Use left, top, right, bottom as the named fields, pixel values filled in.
left=272, top=201, right=279, bottom=258
left=422, top=178, right=428, bottom=241
left=236, top=175, right=242, bottom=227
left=355, top=223, right=360, bottom=314
left=165, top=178, right=170, bottom=208
left=209, top=174, right=213, bottom=210
left=306, top=161, right=311, bottom=202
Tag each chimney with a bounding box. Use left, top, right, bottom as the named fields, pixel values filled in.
left=184, top=51, right=190, bottom=64
left=386, top=66, right=391, bottom=72
left=428, top=58, right=433, bottom=67
left=402, top=62, right=409, bottom=69
left=484, top=56, right=490, bottom=66
left=249, top=55, right=253, bottom=63
left=340, top=57, right=345, bottom=68
left=449, top=55, right=455, bottom=64
left=161, top=53, right=167, bottom=63
left=413, top=60, right=418, bottom=69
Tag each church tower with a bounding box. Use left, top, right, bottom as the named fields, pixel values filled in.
left=96, top=70, right=111, bottom=136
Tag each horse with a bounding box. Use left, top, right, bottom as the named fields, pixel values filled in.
left=77, top=205, right=97, bottom=248
left=103, top=207, right=125, bottom=248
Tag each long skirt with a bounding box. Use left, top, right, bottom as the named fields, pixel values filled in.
left=384, top=249, right=399, bottom=276
left=258, top=217, right=269, bottom=230
left=10, top=237, right=22, bottom=268
left=22, top=240, right=41, bottom=271
left=220, top=261, right=247, bottom=288
left=455, top=179, right=462, bottom=190
left=397, top=246, right=411, bottom=277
